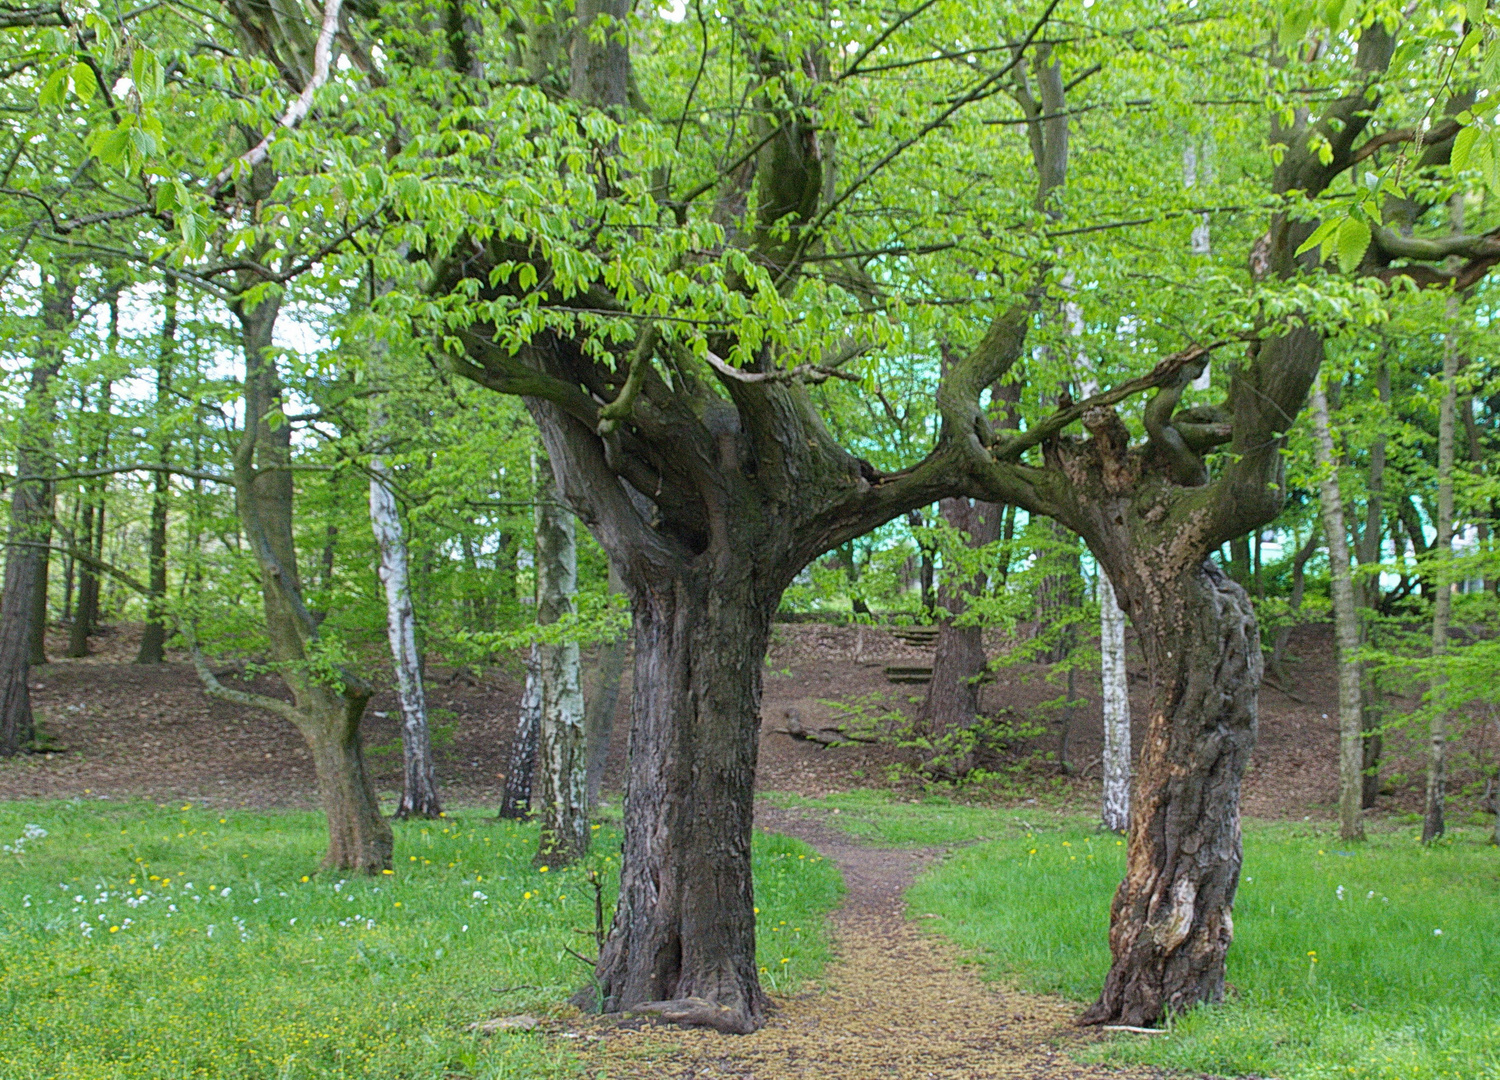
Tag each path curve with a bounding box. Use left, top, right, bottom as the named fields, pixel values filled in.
left=588, top=805, right=1168, bottom=1079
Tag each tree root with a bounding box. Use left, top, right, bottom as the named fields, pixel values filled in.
left=629, top=996, right=760, bottom=1034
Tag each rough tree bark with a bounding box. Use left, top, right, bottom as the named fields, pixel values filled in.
left=0, top=266, right=76, bottom=755
left=532, top=465, right=588, bottom=867
left=370, top=412, right=442, bottom=819
left=918, top=497, right=1002, bottom=778
left=1309, top=377, right=1365, bottom=842
left=137, top=279, right=177, bottom=664
left=1424, top=304, right=1460, bottom=844
left=1099, top=570, right=1131, bottom=833
left=584, top=564, right=628, bottom=809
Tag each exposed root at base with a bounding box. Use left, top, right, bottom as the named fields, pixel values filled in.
left=629, top=995, right=760, bottom=1034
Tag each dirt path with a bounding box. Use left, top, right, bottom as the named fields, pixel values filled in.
left=589, top=806, right=1169, bottom=1079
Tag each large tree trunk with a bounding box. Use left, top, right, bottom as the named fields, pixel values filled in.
left=1099, top=570, right=1130, bottom=833
left=370, top=431, right=442, bottom=820
left=532, top=466, right=587, bottom=867
left=919, top=497, right=1002, bottom=778
left=1080, top=560, right=1258, bottom=1026
left=1309, top=378, right=1365, bottom=842
left=589, top=566, right=770, bottom=1034
left=1424, top=305, right=1459, bottom=844
left=498, top=645, right=541, bottom=819
left=0, top=267, right=76, bottom=755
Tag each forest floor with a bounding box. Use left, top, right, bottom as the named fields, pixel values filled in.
left=4, top=619, right=1496, bottom=828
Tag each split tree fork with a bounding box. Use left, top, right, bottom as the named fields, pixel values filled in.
left=422, top=6, right=1497, bottom=1037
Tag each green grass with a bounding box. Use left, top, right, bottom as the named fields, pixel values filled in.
left=763, top=788, right=1049, bottom=846
left=0, top=800, right=842, bottom=1080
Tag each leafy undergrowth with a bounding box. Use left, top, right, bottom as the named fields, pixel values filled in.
left=0, top=801, right=841, bottom=1080
left=764, top=787, right=1050, bottom=846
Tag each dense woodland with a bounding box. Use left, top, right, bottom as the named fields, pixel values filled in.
left=2, top=0, right=1499, bottom=1038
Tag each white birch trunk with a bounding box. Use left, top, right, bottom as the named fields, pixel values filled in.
left=533, top=467, right=588, bottom=866
left=369, top=423, right=441, bottom=819
left=1099, top=571, right=1131, bottom=832
left=1308, top=378, right=1365, bottom=842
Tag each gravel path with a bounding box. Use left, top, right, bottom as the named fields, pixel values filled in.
left=589, top=806, right=1171, bottom=1079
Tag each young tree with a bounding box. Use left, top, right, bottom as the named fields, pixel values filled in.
left=1309, top=376, right=1365, bottom=842
left=370, top=414, right=442, bottom=819
left=137, top=279, right=177, bottom=665
left=1099, top=569, right=1130, bottom=833
left=531, top=465, right=588, bottom=867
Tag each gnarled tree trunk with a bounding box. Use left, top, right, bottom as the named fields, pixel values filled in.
left=588, top=563, right=771, bottom=1033
left=1080, top=559, right=1258, bottom=1025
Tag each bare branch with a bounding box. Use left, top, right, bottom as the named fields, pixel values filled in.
left=212, top=0, right=345, bottom=191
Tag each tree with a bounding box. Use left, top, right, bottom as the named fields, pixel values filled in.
left=137, top=278, right=177, bottom=665
left=1309, top=376, right=1365, bottom=842
left=370, top=408, right=443, bottom=819
left=1099, top=569, right=1130, bottom=834
left=1, top=264, right=76, bottom=755
left=531, top=465, right=588, bottom=867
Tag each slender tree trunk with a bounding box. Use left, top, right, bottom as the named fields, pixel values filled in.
left=1081, top=560, right=1258, bottom=1026
left=1309, top=378, right=1365, bottom=842
left=1424, top=309, right=1460, bottom=844
left=69, top=375, right=112, bottom=658
left=205, top=292, right=391, bottom=872
left=584, top=563, right=628, bottom=809
left=138, top=280, right=177, bottom=664
left=0, top=267, right=75, bottom=754
left=532, top=466, right=587, bottom=867
left=1100, top=570, right=1131, bottom=833
left=370, top=420, right=442, bottom=819
left=499, top=645, right=541, bottom=819
left=919, top=497, right=1002, bottom=777
left=1353, top=362, right=1390, bottom=805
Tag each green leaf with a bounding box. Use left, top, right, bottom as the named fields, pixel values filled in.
left=70, top=63, right=96, bottom=104
left=1295, top=219, right=1339, bottom=257
left=155, top=182, right=178, bottom=213
left=1335, top=216, right=1371, bottom=274
left=1485, top=132, right=1500, bottom=194
left=1453, top=125, right=1479, bottom=171
left=39, top=67, right=69, bottom=109
left=1468, top=0, right=1486, bottom=27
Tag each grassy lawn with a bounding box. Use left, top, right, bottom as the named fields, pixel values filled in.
left=771, top=790, right=1500, bottom=1080
left=0, top=800, right=841, bottom=1080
